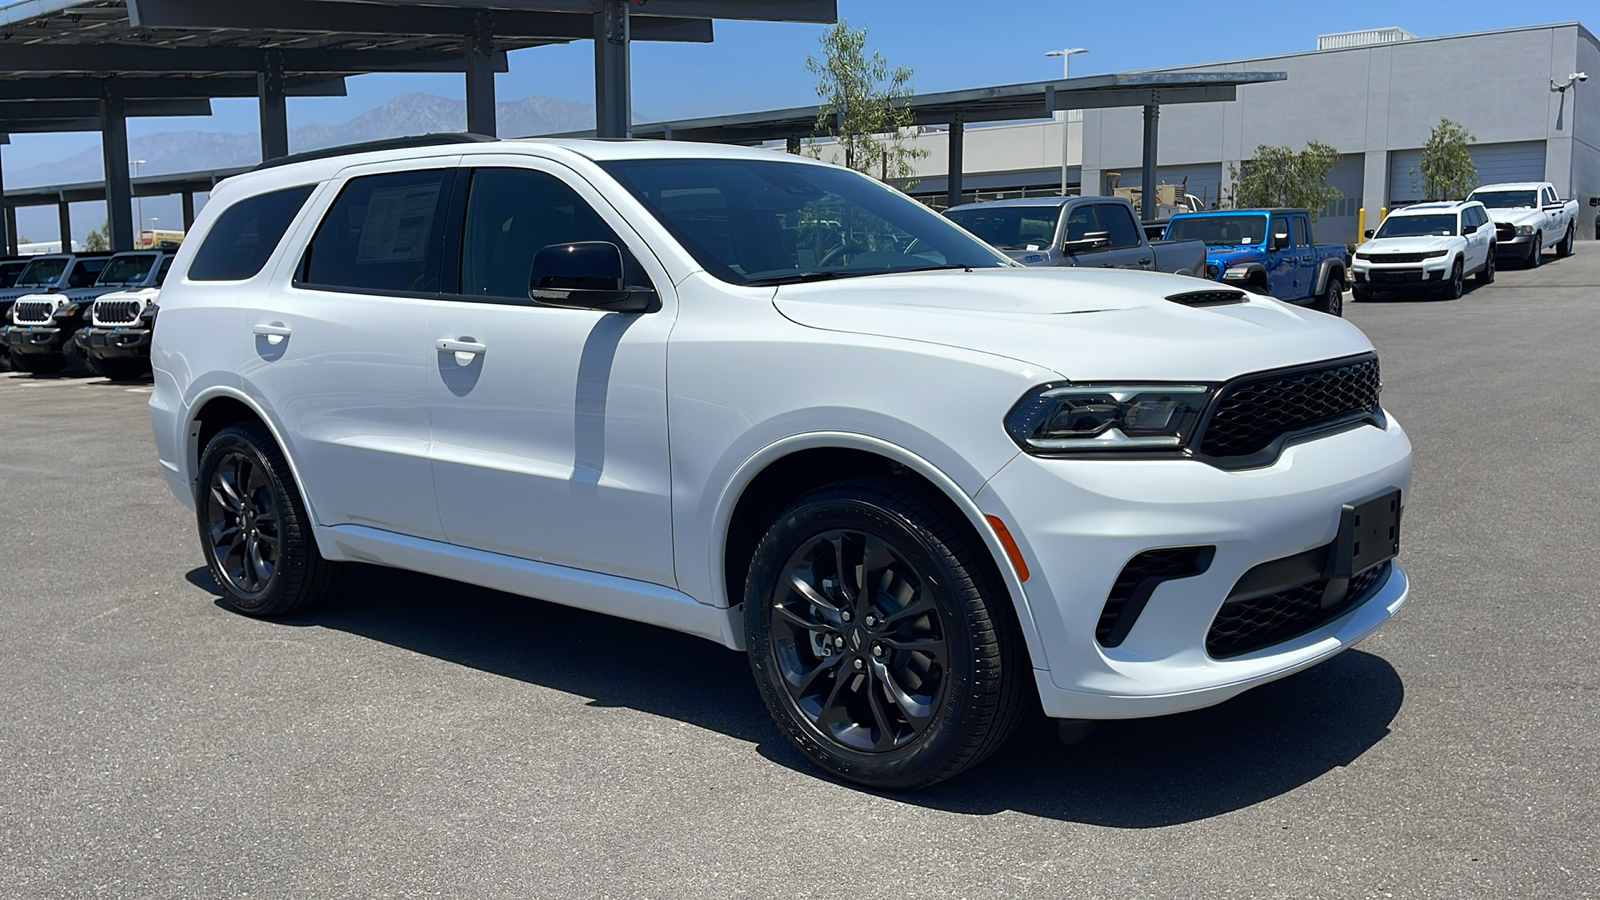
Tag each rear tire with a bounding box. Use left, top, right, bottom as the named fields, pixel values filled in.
left=1475, top=249, right=1496, bottom=285
left=1311, top=276, right=1344, bottom=316
left=197, top=422, right=340, bottom=617
left=745, top=476, right=1026, bottom=790
left=1557, top=225, right=1574, bottom=258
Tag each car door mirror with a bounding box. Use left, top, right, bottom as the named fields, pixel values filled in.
left=1270, top=232, right=1290, bottom=251
left=1462, top=222, right=1478, bottom=234
left=1063, top=231, right=1111, bottom=253
left=1364, top=229, right=1375, bottom=238
left=528, top=241, right=660, bottom=313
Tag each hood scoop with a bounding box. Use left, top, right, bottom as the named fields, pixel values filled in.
left=1166, top=289, right=1248, bottom=308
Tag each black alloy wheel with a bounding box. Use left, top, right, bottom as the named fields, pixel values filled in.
left=198, top=423, right=338, bottom=616
left=745, top=477, right=1024, bottom=790
left=1443, top=259, right=1464, bottom=300
left=1476, top=248, right=1496, bottom=285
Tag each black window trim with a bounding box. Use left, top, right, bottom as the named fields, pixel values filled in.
left=188, top=183, right=318, bottom=283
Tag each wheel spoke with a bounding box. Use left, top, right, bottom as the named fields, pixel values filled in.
left=242, top=535, right=261, bottom=589
left=832, top=531, right=865, bottom=606
left=791, top=653, right=843, bottom=698
left=788, top=572, right=839, bottom=614
left=774, top=603, right=831, bottom=633
left=864, top=676, right=896, bottom=750
left=876, top=662, right=935, bottom=730
left=814, top=670, right=854, bottom=730
left=880, top=593, right=937, bottom=628
left=248, top=536, right=272, bottom=586
left=212, top=471, right=244, bottom=513
left=880, top=635, right=946, bottom=659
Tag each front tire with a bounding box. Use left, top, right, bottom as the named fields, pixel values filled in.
left=745, top=477, right=1025, bottom=790
left=88, top=356, right=150, bottom=380
left=197, top=423, right=339, bottom=617
left=62, top=337, right=92, bottom=376
left=1442, top=258, right=1464, bottom=300
left=1475, top=248, right=1496, bottom=285
left=1351, top=284, right=1374, bottom=303
left=1312, top=276, right=1344, bottom=316
left=1528, top=234, right=1542, bottom=268
left=8, top=352, right=63, bottom=375
left=1557, top=225, right=1574, bottom=258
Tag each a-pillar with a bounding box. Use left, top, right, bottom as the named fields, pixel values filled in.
left=101, top=90, right=135, bottom=251
left=259, top=49, right=289, bottom=161
left=465, top=10, right=496, bottom=136
left=58, top=198, right=73, bottom=249
left=594, top=0, right=631, bottom=138
left=946, top=114, right=965, bottom=209
left=1139, top=101, right=1160, bottom=223
left=181, top=192, right=196, bottom=230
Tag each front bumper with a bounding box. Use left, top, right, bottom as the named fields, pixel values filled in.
left=1351, top=261, right=1451, bottom=287
left=977, top=414, right=1413, bottom=719
left=78, top=325, right=152, bottom=360
left=3, top=323, right=70, bottom=356
left=1493, top=235, right=1535, bottom=257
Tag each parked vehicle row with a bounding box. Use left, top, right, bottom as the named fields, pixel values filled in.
left=143, top=135, right=1410, bottom=790
left=2, top=249, right=169, bottom=375
left=1465, top=181, right=1579, bottom=268
left=943, top=195, right=1208, bottom=279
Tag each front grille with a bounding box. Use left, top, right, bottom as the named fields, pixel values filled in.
left=1197, top=356, right=1382, bottom=462
left=1097, top=547, right=1214, bottom=647
left=1365, top=252, right=1433, bottom=264
left=1495, top=223, right=1515, bottom=241
left=1167, top=289, right=1247, bottom=308
left=12, top=299, right=53, bottom=324
left=1206, top=562, right=1390, bottom=658
left=94, top=300, right=142, bottom=325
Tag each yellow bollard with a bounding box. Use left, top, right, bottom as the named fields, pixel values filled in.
left=1358, top=208, right=1365, bottom=241
left=1379, top=206, right=1387, bottom=224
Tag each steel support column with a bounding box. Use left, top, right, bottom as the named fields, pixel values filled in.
left=946, top=115, right=965, bottom=209
left=0, top=143, right=11, bottom=256
left=4, top=206, right=16, bottom=256
left=1140, top=101, right=1159, bottom=223
left=181, top=192, right=196, bottom=230
left=100, top=92, right=135, bottom=251
left=465, top=10, right=497, bottom=136
left=258, top=49, right=289, bottom=160
left=58, top=198, right=73, bottom=248
left=593, top=0, right=631, bottom=138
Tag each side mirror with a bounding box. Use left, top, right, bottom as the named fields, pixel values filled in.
left=1270, top=232, right=1290, bottom=251
left=1063, top=231, right=1111, bottom=253
left=1462, top=223, right=1478, bottom=234
left=528, top=241, right=659, bottom=314
left=1363, top=229, right=1376, bottom=238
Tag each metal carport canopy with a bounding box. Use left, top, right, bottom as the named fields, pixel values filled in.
left=560, top=70, right=1288, bottom=217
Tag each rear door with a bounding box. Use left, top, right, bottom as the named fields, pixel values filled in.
left=1091, top=202, right=1152, bottom=270
left=424, top=157, right=678, bottom=587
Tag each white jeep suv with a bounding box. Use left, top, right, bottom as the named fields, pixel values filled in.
left=1351, top=200, right=1495, bottom=301
left=151, top=136, right=1413, bottom=789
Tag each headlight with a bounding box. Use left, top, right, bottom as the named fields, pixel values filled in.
left=52, top=303, right=81, bottom=319
left=1005, top=383, right=1213, bottom=454
left=1515, top=225, right=1535, bottom=236
left=1422, top=250, right=1448, bottom=259
left=1353, top=251, right=1370, bottom=260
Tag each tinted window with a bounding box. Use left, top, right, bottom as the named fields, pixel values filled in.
left=943, top=206, right=1060, bottom=251
left=301, top=170, right=451, bottom=293
left=68, top=258, right=107, bottom=288
left=1375, top=214, right=1457, bottom=238
left=0, top=261, right=25, bottom=288
left=14, top=256, right=68, bottom=288
left=96, top=253, right=158, bottom=286
left=1063, top=205, right=1097, bottom=241
left=1542, top=187, right=1556, bottom=205
left=189, top=184, right=314, bottom=281
left=1468, top=190, right=1537, bottom=210
left=1164, top=214, right=1268, bottom=246
left=1095, top=203, right=1142, bottom=249
left=1290, top=216, right=1309, bottom=247
left=458, top=167, right=649, bottom=300
left=155, top=256, right=174, bottom=286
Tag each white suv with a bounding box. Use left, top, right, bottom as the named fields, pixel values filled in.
left=151, top=136, right=1413, bottom=789
left=1351, top=201, right=1495, bottom=301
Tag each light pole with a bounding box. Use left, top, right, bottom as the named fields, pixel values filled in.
left=130, top=159, right=147, bottom=244
left=1046, top=48, right=1088, bottom=195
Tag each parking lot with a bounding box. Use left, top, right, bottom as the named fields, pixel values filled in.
left=1, top=246, right=1597, bottom=899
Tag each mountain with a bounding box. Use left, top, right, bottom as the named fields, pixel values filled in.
left=6, top=92, right=605, bottom=189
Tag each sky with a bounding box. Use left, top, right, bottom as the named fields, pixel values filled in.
left=1, top=0, right=1594, bottom=174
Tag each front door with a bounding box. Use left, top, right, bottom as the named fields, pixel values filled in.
left=425, top=160, right=678, bottom=587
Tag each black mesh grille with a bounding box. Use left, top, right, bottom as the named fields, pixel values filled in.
left=1206, top=562, right=1390, bottom=658
left=1367, top=252, right=1436, bottom=264
left=1198, top=357, right=1381, bottom=460
left=94, top=300, right=142, bottom=324
left=1495, top=223, right=1515, bottom=241
left=1167, top=289, right=1247, bottom=308
left=1097, top=547, right=1212, bottom=647
left=12, top=299, right=53, bottom=324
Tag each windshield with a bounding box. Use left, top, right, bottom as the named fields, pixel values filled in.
left=1163, top=214, right=1268, bottom=246
left=943, top=206, right=1061, bottom=251
left=1467, top=190, right=1537, bottom=210
left=155, top=256, right=174, bottom=287
left=1375, top=214, right=1457, bottom=238
left=598, top=158, right=1010, bottom=285
left=0, top=261, right=27, bottom=289
left=15, top=256, right=68, bottom=288
left=96, top=253, right=158, bottom=286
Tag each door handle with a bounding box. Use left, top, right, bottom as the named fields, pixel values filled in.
left=1138, top=257, right=1153, bottom=266
left=253, top=322, right=291, bottom=345
left=437, top=338, right=487, bottom=367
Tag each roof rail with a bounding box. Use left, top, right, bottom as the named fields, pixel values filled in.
left=252, top=132, right=497, bottom=171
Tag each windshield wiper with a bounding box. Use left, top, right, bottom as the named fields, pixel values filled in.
left=742, top=271, right=852, bottom=286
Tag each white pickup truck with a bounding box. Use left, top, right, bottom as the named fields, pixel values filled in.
left=1466, top=182, right=1580, bottom=267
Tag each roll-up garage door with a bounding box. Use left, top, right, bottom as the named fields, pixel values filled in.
left=1389, top=141, right=1545, bottom=202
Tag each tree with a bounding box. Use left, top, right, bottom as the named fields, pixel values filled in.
left=804, top=20, right=926, bottom=184
left=1229, top=141, right=1343, bottom=219
left=1413, top=118, right=1477, bottom=201
left=83, top=220, right=110, bottom=251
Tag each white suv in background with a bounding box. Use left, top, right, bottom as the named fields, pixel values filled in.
left=1350, top=200, right=1495, bottom=301
left=150, top=136, right=1413, bottom=789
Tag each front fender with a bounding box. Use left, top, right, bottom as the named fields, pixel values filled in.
left=1313, top=257, right=1348, bottom=295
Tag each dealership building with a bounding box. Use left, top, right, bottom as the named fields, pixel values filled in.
left=898, top=21, right=1599, bottom=244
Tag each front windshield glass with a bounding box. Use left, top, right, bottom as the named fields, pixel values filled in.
left=96, top=253, right=158, bottom=286
left=15, top=256, right=68, bottom=287
left=598, top=158, right=1010, bottom=285
left=1375, top=214, right=1457, bottom=238
left=1467, top=190, right=1537, bottom=209
left=943, top=206, right=1061, bottom=251
left=1163, top=214, right=1268, bottom=246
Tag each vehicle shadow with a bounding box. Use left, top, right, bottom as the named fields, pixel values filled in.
left=186, top=563, right=1404, bottom=826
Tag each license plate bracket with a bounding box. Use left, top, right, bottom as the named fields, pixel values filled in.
left=1327, top=490, right=1401, bottom=579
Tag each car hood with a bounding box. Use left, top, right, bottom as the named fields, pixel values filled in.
left=1359, top=235, right=1458, bottom=253
left=94, top=287, right=159, bottom=304
left=1482, top=208, right=1541, bottom=226
left=771, top=267, right=1373, bottom=382
left=1206, top=246, right=1266, bottom=266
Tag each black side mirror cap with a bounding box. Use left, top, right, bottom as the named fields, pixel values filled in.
left=528, top=241, right=660, bottom=314
left=1363, top=229, right=1375, bottom=238
left=1271, top=233, right=1290, bottom=251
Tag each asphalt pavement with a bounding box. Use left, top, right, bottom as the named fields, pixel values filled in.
left=1, top=244, right=1597, bottom=898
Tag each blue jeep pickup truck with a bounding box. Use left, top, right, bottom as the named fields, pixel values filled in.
left=1162, top=209, right=1350, bottom=316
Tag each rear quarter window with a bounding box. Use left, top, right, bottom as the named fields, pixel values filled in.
left=188, top=184, right=316, bottom=282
